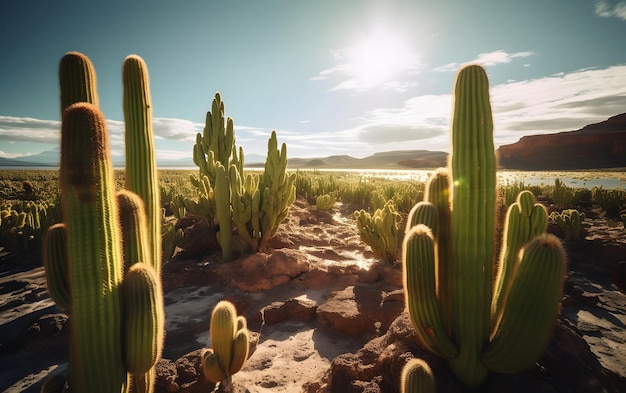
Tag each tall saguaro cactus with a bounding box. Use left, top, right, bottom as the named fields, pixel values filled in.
left=57, top=102, right=128, bottom=392
left=403, top=65, right=566, bottom=389
left=123, top=55, right=162, bottom=270
left=42, top=52, right=164, bottom=393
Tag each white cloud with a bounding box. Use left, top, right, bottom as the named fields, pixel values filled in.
left=595, top=0, right=626, bottom=20
left=0, top=116, right=60, bottom=144
left=434, top=50, right=535, bottom=72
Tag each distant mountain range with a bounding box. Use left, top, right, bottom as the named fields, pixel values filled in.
left=2, top=114, right=625, bottom=170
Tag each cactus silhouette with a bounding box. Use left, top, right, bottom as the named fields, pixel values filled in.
left=403, top=65, right=566, bottom=389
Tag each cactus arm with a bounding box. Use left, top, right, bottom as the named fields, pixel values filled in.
left=482, top=234, right=566, bottom=373
left=42, top=223, right=71, bottom=311
left=59, top=51, right=99, bottom=112
left=215, top=164, right=233, bottom=261
left=123, top=55, right=161, bottom=273
left=403, top=225, right=458, bottom=359
left=60, top=103, right=128, bottom=393
left=117, top=191, right=150, bottom=270
left=424, top=169, right=453, bottom=335
left=122, top=262, right=165, bottom=375
left=492, top=191, right=548, bottom=322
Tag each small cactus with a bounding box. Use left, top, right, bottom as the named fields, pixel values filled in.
left=401, top=359, right=435, bottom=393
left=354, top=199, right=402, bottom=263
left=202, top=301, right=250, bottom=389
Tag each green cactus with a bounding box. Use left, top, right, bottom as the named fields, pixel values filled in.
left=123, top=54, right=162, bottom=273
left=202, top=301, right=250, bottom=389
left=403, top=65, right=566, bottom=389
left=354, top=199, right=402, bottom=263
left=42, top=223, right=71, bottom=311
left=401, top=359, right=435, bottom=393
left=192, top=93, right=241, bottom=260
left=215, top=164, right=233, bottom=260
left=40, top=52, right=165, bottom=393
left=58, top=51, right=99, bottom=112
left=549, top=208, right=585, bottom=241
left=54, top=102, right=129, bottom=393
left=315, top=194, right=336, bottom=211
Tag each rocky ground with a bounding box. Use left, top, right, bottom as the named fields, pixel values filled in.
left=0, top=199, right=625, bottom=392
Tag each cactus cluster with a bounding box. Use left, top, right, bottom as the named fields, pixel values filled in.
left=0, top=200, right=59, bottom=252
left=549, top=208, right=586, bottom=241
left=201, top=301, right=250, bottom=388
left=402, top=65, right=566, bottom=389
left=354, top=199, right=402, bottom=263
left=190, top=93, right=296, bottom=258
left=41, top=52, right=164, bottom=393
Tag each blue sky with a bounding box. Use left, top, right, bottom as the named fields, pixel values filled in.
left=1, top=0, right=625, bottom=163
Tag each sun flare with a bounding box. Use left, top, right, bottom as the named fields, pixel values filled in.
left=345, top=29, right=419, bottom=90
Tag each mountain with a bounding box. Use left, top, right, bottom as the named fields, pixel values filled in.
left=497, top=113, right=626, bottom=170
left=266, top=150, right=448, bottom=170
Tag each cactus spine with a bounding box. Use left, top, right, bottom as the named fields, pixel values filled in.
left=403, top=65, right=566, bottom=389
left=202, top=301, right=250, bottom=387
left=123, top=55, right=162, bottom=271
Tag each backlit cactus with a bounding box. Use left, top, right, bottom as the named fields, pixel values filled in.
left=202, top=301, right=250, bottom=387
left=354, top=199, right=402, bottom=263
left=123, top=55, right=162, bottom=273
left=41, top=52, right=164, bottom=393
left=549, top=208, right=585, bottom=241
left=403, top=65, right=566, bottom=389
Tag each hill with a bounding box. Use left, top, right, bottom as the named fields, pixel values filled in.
left=497, top=113, right=626, bottom=170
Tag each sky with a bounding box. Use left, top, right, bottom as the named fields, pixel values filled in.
left=1, top=0, right=626, bottom=164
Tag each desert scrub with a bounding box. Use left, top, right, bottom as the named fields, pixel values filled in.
left=354, top=199, right=402, bottom=263
left=549, top=209, right=586, bottom=241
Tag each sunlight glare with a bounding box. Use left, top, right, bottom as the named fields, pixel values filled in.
left=345, top=28, right=419, bottom=90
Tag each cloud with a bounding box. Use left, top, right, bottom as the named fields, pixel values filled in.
left=595, top=0, right=626, bottom=20
left=152, top=118, right=202, bottom=141
left=0, top=116, right=60, bottom=144
left=434, top=50, right=535, bottom=72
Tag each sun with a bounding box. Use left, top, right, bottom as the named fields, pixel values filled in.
left=344, top=28, right=418, bottom=90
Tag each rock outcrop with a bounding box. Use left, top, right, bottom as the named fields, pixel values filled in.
left=497, top=113, right=626, bottom=170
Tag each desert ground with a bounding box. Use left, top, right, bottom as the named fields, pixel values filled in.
left=1, top=198, right=625, bottom=392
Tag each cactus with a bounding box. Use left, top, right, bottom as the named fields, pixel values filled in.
left=402, top=65, right=566, bottom=389
left=315, top=194, right=336, bottom=211
left=549, top=208, right=585, bottom=241
left=354, top=199, right=402, bottom=263
left=40, top=52, right=164, bottom=393
left=123, top=55, right=162, bottom=273
left=192, top=93, right=241, bottom=260
left=58, top=51, right=98, bottom=112
left=201, top=301, right=250, bottom=389
left=53, top=102, right=129, bottom=393
left=401, top=359, right=435, bottom=393
left=229, top=131, right=296, bottom=253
